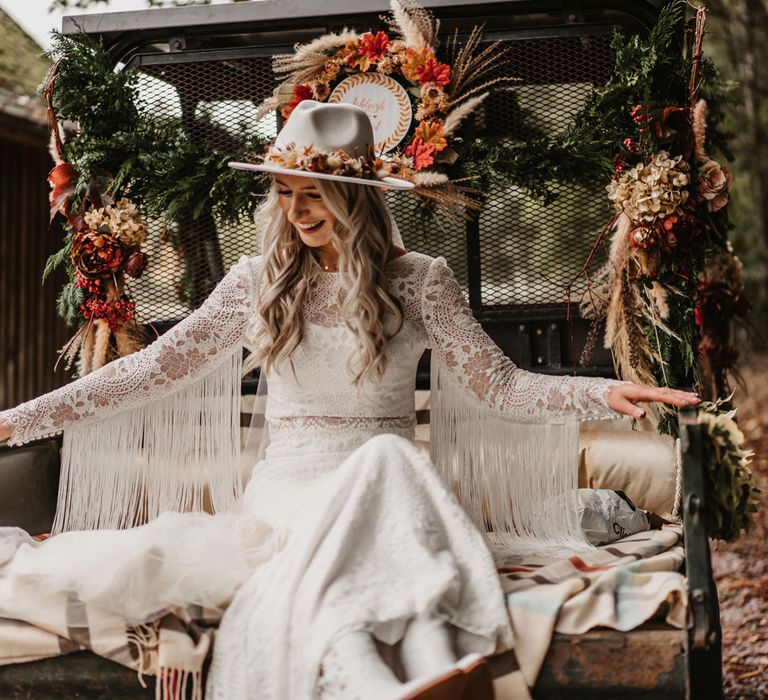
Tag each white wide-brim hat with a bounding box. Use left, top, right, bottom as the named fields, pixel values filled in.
left=228, top=100, right=414, bottom=190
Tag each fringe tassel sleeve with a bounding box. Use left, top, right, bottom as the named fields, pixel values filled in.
left=0, top=256, right=261, bottom=532
left=421, top=257, right=620, bottom=554
left=420, top=256, right=620, bottom=422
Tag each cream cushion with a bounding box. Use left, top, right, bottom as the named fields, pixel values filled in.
left=578, top=427, right=678, bottom=520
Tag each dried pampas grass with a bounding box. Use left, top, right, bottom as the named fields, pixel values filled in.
left=115, top=322, right=146, bottom=358
left=273, top=29, right=359, bottom=83
left=78, top=321, right=96, bottom=376
left=446, top=26, right=515, bottom=103
left=412, top=171, right=449, bottom=187
left=650, top=281, right=670, bottom=319
left=296, top=29, right=360, bottom=60
left=91, top=319, right=112, bottom=371
left=413, top=181, right=481, bottom=224
left=388, top=0, right=438, bottom=50
left=579, top=214, right=631, bottom=323
left=443, top=93, right=488, bottom=136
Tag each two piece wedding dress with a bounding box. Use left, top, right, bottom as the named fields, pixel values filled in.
left=0, top=252, right=618, bottom=698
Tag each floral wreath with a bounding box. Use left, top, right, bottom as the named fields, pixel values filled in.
left=272, top=0, right=515, bottom=222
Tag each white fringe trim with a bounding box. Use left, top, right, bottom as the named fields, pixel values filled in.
left=53, top=353, right=243, bottom=533
left=430, top=357, right=593, bottom=556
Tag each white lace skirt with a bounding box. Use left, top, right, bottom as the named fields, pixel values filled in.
left=210, top=428, right=513, bottom=699
left=0, top=428, right=513, bottom=699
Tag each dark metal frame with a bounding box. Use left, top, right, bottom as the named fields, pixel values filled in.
left=679, top=408, right=724, bottom=699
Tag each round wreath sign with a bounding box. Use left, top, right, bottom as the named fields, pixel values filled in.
left=328, top=73, right=412, bottom=154
left=272, top=0, right=515, bottom=221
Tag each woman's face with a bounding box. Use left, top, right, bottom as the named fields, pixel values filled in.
left=275, top=175, right=337, bottom=249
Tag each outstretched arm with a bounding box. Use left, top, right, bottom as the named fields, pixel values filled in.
left=0, top=257, right=260, bottom=446
left=420, top=257, right=697, bottom=421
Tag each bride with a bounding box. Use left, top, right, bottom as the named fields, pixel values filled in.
left=0, top=100, right=696, bottom=700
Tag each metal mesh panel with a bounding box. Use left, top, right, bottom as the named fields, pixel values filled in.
left=125, top=32, right=614, bottom=321
left=129, top=57, right=278, bottom=321
left=475, top=34, right=614, bottom=308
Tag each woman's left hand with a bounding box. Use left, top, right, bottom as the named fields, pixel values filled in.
left=606, top=383, right=700, bottom=419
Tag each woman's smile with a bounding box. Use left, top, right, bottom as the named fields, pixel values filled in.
left=295, top=220, right=325, bottom=233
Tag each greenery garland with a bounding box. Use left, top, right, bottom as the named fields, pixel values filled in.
left=698, top=399, right=761, bottom=541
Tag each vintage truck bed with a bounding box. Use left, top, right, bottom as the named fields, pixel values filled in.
left=0, top=410, right=722, bottom=698
left=0, top=625, right=687, bottom=700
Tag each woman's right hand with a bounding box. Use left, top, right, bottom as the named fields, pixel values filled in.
left=0, top=420, right=12, bottom=443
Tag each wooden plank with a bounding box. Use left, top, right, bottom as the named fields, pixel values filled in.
left=490, top=626, right=688, bottom=699
left=0, top=133, right=70, bottom=410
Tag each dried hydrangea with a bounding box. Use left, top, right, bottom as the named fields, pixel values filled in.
left=108, top=198, right=148, bottom=248
left=84, top=207, right=107, bottom=231
left=606, top=151, right=690, bottom=223
left=83, top=200, right=147, bottom=248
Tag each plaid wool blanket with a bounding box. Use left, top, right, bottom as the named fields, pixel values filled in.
left=0, top=526, right=687, bottom=700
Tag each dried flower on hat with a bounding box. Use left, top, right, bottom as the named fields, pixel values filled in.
left=263, top=143, right=392, bottom=181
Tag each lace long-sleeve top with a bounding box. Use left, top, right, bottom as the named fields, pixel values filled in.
left=0, top=252, right=618, bottom=448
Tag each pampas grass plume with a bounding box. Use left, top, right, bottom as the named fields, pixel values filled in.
left=295, top=29, right=359, bottom=60
left=651, top=281, right=670, bottom=319
left=443, top=93, right=488, bottom=136
left=412, top=171, right=449, bottom=186
left=92, top=319, right=111, bottom=371
left=390, top=0, right=428, bottom=49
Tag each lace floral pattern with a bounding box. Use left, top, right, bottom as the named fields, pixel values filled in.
left=420, top=256, right=618, bottom=420
left=0, top=257, right=260, bottom=446
left=1, top=251, right=616, bottom=447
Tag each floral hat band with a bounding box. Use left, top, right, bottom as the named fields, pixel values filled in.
left=228, top=100, right=414, bottom=190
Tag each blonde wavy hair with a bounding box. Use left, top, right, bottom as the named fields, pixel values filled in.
left=253, top=178, right=404, bottom=384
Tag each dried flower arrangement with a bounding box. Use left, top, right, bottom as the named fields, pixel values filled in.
left=577, top=5, right=747, bottom=411
left=270, top=0, right=517, bottom=222
left=41, top=32, right=268, bottom=373
left=573, top=3, right=759, bottom=539
left=45, top=81, right=149, bottom=374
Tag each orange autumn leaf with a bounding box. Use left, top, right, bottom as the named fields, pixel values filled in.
left=400, top=47, right=434, bottom=83
left=48, top=162, right=78, bottom=224
left=416, top=58, right=451, bottom=87
left=360, top=32, right=390, bottom=62
left=415, top=120, right=447, bottom=152
left=340, top=40, right=374, bottom=72
left=405, top=137, right=436, bottom=170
